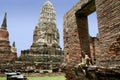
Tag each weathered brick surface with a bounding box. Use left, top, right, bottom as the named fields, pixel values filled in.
left=95, top=0, right=120, bottom=55
left=64, top=0, right=91, bottom=66
left=0, top=29, right=9, bottom=41
left=64, top=0, right=120, bottom=66
left=63, top=0, right=120, bottom=79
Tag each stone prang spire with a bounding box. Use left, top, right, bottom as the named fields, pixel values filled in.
left=11, top=41, right=17, bottom=53
left=20, top=1, right=63, bottom=70
left=31, top=0, right=60, bottom=50
left=1, top=13, right=7, bottom=30
left=12, top=41, right=16, bottom=47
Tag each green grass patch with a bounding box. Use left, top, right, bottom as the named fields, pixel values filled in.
left=28, top=76, right=65, bottom=80
left=0, top=76, right=66, bottom=80
left=0, top=77, right=6, bottom=80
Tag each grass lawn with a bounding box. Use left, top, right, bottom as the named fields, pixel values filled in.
left=0, top=77, right=6, bottom=80
left=0, top=76, right=66, bottom=80
left=28, top=76, right=65, bottom=80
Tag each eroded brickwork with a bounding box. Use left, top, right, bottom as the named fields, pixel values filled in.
left=95, top=0, right=120, bottom=63
left=64, top=0, right=96, bottom=67
left=63, top=0, right=120, bottom=79
left=64, top=0, right=91, bottom=66
left=64, top=0, right=120, bottom=66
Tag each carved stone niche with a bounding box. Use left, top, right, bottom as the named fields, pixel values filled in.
left=109, top=35, right=120, bottom=55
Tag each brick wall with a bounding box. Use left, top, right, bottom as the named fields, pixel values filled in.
left=64, top=0, right=120, bottom=66
left=64, top=0, right=95, bottom=66
left=63, top=0, right=120, bottom=79
left=95, top=0, right=120, bottom=63
left=64, top=1, right=83, bottom=65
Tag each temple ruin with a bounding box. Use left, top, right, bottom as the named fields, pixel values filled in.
left=18, top=1, right=63, bottom=72
left=0, top=0, right=120, bottom=79
left=63, top=0, right=120, bottom=80
left=0, top=1, right=63, bottom=73
left=0, top=13, right=17, bottom=66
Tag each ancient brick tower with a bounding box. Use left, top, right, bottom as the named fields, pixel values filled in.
left=0, top=13, right=17, bottom=63
left=20, top=1, right=63, bottom=72
left=31, top=0, right=60, bottom=50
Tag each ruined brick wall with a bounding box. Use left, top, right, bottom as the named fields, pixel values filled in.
left=95, top=0, right=120, bottom=64
left=64, top=0, right=120, bottom=66
left=64, top=0, right=90, bottom=65
left=63, top=0, right=120, bottom=79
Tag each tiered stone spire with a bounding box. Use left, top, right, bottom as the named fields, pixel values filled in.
left=31, top=0, right=60, bottom=50
left=1, top=13, right=7, bottom=30
left=0, top=13, right=17, bottom=63
left=38, top=0, right=56, bottom=26
left=11, top=41, right=17, bottom=53
left=0, top=13, right=9, bottom=41
left=20, top=1, right=63, bottom=71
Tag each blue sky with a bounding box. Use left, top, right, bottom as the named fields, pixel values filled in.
left=0, top=0, right=98, bottom=56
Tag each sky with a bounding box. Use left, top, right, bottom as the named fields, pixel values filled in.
left=0, top=0, right=98, bottom=56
